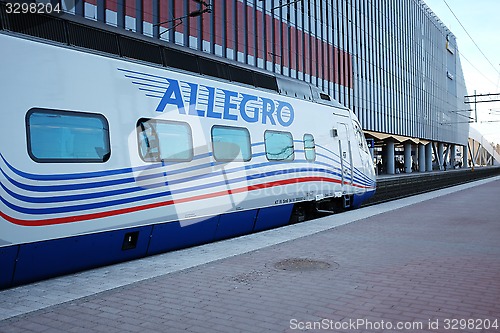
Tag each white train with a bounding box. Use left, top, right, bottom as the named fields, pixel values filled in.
left=0, top=17, right=375, bottom=288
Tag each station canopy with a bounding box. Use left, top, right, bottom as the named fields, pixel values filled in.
left=364, top=130, right=429, bottom=145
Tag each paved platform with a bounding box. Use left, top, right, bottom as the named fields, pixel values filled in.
left=1, top=177, right=499, bottom=333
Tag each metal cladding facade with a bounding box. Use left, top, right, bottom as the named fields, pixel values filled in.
left=75, top=0, right=470, bottom=146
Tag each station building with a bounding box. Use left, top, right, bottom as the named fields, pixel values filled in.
left=67, top=0, right=471, bottom=174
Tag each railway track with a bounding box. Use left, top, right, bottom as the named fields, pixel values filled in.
left=363, top=166, right=500, bottom=206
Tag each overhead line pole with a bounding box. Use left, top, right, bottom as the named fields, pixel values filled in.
left=464, top=92, right=500, bottom=122
left=464, top=92, right=500, bottom=103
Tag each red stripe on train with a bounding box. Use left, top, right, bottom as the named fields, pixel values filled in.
left=1, top=177, right=373, bottom=227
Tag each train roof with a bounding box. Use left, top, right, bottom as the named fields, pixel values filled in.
left=0, top=5, right=346, bottom=112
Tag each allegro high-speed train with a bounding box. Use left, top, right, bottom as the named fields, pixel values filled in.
left=0, top=11, right=375, bottom=289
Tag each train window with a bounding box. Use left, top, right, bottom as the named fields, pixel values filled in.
left=211, top=126, right=251, bottom=162
left=137, top=119, right=193, bottom=162
left=26, top=109, right=110, bottom=163
left=303, top=134, right=316, bottom=161
left=264, top=130, right=294, bottom=161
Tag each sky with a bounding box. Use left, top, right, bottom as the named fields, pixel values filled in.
left=423, top=0, right=500, bottom=145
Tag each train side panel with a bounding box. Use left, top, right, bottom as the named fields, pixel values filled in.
left=0, top=33, right=375, bottom=288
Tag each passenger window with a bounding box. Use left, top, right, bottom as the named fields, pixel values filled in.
left=264, top=130, right=294, bottom=161
left=304, top=134, right=316, bottom=161
left=26, top=108, right=110, bottom=163
left=211, top=125, right=252, bottom=162
left=137, top=118, right=193, bottom=162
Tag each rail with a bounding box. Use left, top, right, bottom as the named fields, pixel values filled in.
left=363, top=167, right=500, bottom=206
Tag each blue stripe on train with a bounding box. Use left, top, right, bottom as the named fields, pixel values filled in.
left=2, top=167, right=371, bottom=216
left=1, top=145, right=373, bottom=188
left=1, top=154, right=365, bottom=194
left=1, top=161, right=373, bottom=208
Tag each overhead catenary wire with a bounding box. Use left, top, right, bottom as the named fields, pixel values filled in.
left=441, top=0, right=500, bottom=78
left=457, top=50, right=499, bottom=88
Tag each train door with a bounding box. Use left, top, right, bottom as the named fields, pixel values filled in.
left=337, top=123, right=353, bottom=189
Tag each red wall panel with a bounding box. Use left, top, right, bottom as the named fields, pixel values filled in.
left=189, top=0, right=198, bottom=38
left=297, top=29, right=302, bottom=74
left=346, top=52, right=352, bottom=88
left=103, top=0, right=115, bottom=12
left=246, top=7, right=255, bottom=56
left=311, top=35, right=316, bottom=77
left=304, top=32, right=310, bottom=75
left=321, top=41, right=330, bottom=81
left=329, top=43, right=334, bottom=85
left=174, top=0, right=183, bottom=33
left=226, top=2, right=235, bottom=49
left=256, top=9, right=264, bottom=60
left=334, top=47, right=339, bottom=85
left=159, top=0, right=168, bottom=32
left=339, top=48, right=344, bottom=87
left=214, top=0, right=223, bottom=45
left=143, top=0, right=152, bottom=23
left=290, top=27, right=297, bottom=70
left=282, top=23, right=289, bottom=68
left=237, top=1, right=245, bottom=55
left=202, top=1, right=210, bottom=44
left=266, top=13, right=273, bottom=62
left=274, top=18, right=282, bottom=66
left=125, top=0, right=135, bottom=18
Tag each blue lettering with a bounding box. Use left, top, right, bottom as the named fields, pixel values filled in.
left=222, top=90, right=238, bottom=121
left=154, top=78, right=294, bottom=127
left=156, top=79, right=185, bottom=113
left=276, top=101, right=294, bottom=127
left=186, top=83, right=205, bottom=117
left=261, top=98, right=276, bottom=125
left=239, top=94, right=259, bottom=123
left=205, top=86, right=221, bottom=119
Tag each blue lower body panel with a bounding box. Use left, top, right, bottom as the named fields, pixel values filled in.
left=147, top=216, right=219, bottom=255
left=0, top=245, right=18, bottom=289
left=253, top=204, right=293, bottom=232
left=214, top=209, right=258, bottom=241
left=352, top=189, right=376, bottom=208
left=3, top=204, right=296, bottom=289
left=13, top=225, right=152, bottom=286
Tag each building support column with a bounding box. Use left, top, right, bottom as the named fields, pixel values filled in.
left=425, top=143, right=433, bottom=171
left=404, top=142, right=412, bottom=173
left=437, top=142, right=445, bottom=170
left=385, top=140, right=395, bottom=175
left=450, top=144, right=456, bottom=168
left=418, top=143, right=426, bottom=172
left=463, top=145, right=468, bottom=168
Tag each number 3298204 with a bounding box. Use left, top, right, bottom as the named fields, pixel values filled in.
left=6, top=2, right=61, bottom=14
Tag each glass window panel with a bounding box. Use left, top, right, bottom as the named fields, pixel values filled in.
left=27, top=109, right=110, bottom=163
left=265, top=130, right=294, bottom=161
left=303, top=133, right=316, bottom=161
left=137, top=119, right=193, bottom=162
left=211, top=126, right=251, bottom=162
